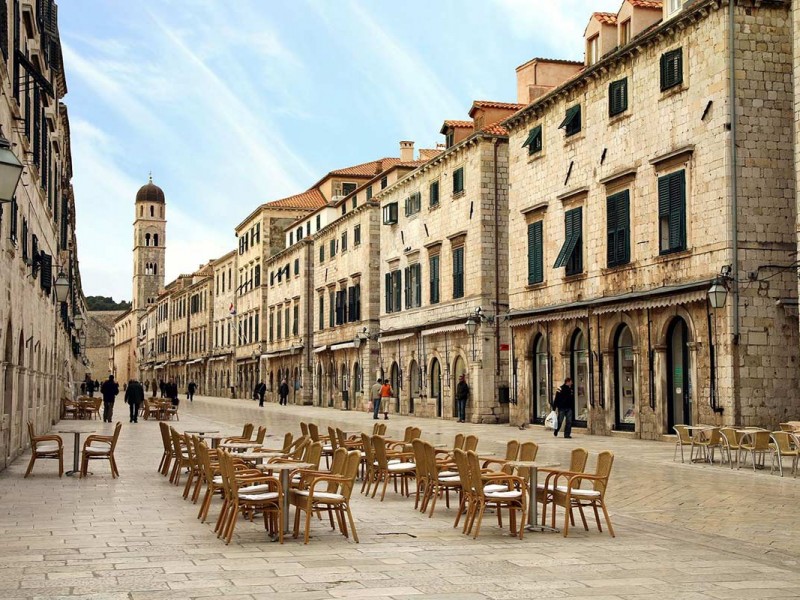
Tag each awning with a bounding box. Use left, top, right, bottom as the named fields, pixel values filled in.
left=511, top=309, right=589, bottom=328
left=313, top=345, right=328, bottom=354
left=421, top=324, right=465, bottom=337
left=330, top=341, right=356, bottom=351
left=185, top=358, right=204, bottom=365
left=208, top=355, right=230, bottom=362
left=379, top=333, right=415, bottom=344
left=592, top=289, right=706, bottom=315
left=263, top=347, right=301, bottom=359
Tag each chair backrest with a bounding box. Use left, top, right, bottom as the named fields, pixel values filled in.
left=338, top=450, right=361, bottom=499
left=569, top=447, right=589, bottom=473
left=466, top=450, right=486, bottom=495
left=169, top=427, right=183, bottom=456
left=372, top=422, right=387, bottom=436
left=328, top=427, right=339, bottom=451
left=308, top=423, right=320, bottom=442
left=254, top=426, right=267, bottom=444
left=336, top=428, right=348, bottom=448
left=196, top=440, right=215, bottom=484
left=217, top=450, right=236, bottom=502
left=411, top=439, right=428, bottom=481
left=26, top=421, right=35, bottom=443
left=403, top=426, right=421, bottom=443
left=771, top=431, right=794, bottom=453
left=300, top=422, right=309, bottom=437
left=182, top=433, right=196, bottom=466
left=109, top=422, right=123, bottom=451
left=453, top=433, right=465, bottom=451
left=505, top=440, right=520, bottom=461
left=361, top=433, right=374, bottom=465
left=452, top=448, right=471, bottom=493
left=591, top=451, right=614, bottom=496
left=280, top=432, right=293, bottom=453
left=290, top=436, right=310, bottom=459
left=329, top=446, right=348, bottom=477
left=303, top=441, right=323, bottom=469
left=706, top=428, right=722, bottom=445
left=673, top=425, right=691, bottom=443
left=720, top=427, right=738, bottom=447
left=371, top=435, right=389, bottom=469
left=463, top=434, right=478, bottom=452
left=779, top=423, right=793, bottom=432
left=750, top=430, right=772, bottom=450
left=242, top=423, right=254, bottom=440
left=518, top=441, right=538, bottom=462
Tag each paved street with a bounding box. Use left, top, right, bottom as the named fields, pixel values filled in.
left=2, top=395, right=800, bottom=600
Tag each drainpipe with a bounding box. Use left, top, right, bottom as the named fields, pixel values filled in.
left=728, top=0, right=741, bottom=422
left=493, top=139, right=501, bottom=377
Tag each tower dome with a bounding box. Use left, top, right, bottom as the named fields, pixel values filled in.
left=135, top=176, right=165, bottom=204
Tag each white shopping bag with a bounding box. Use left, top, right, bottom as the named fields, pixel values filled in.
left=544, top=410, right=558, bottom=430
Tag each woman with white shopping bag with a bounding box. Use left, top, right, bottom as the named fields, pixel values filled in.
left=551, top=377, right=574, bottom=438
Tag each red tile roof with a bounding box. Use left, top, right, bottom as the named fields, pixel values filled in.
left=265, top=188, right=326, bottom=210
left=443, top=120, right=474, bottom=129
left=472, top=100, right=527, bottom=111
left=628, top=0, right=662, bottom=8
left=328, top=158, right=402, bottom=177
left=593, top=12, right=618, bottom=25
left=481, top=121, right=509, bottom=136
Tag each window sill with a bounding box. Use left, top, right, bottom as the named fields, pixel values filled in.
left=608, top=111, right=630, bottom=126
left=659, top=83, right=687, bottom=101
left=429, top=203, right=440, bottom=212
left=564, top=132, right=585, bottom=147
left=563, top=272, right=587, bottom=283
left=452, top=190, right=466, bottom=200
left=655, top=248, right=691, bottom=262
left=601, top=261, right=635, bottom=275
left=526, top=151, right=544, bottom=165
left=525, top=281, right=546, bottom=291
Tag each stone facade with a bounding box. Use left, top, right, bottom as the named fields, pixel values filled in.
left=208, top=251, right=236, bottom=397
left=504, top=0, right=798, bottom=437
left=0, top=0, right=88, bottom=468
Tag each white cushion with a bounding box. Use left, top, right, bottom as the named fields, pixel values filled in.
left=439, top=470, right=458, bottom=477
left=439, top=476, right=461, bottom=483
left=322, top=445, right=333, bottom=452
left=388, top=462, right=415, bottom=473
left=485, top=490, right=523, bottom=500
left=483, top=483, right=508, bottom=493
left=555, top=486, right=600, bottom=498
left=85, top=444, right=111, bottom=455
left=35, top=443, right=60, bottom=453
left=213, top=475, right=223, bottom=484
left=240, top=484, right=272, bottom=493
left=239, top=492, right=279, bottom=501
left=292, top=490, right=344, bottom=502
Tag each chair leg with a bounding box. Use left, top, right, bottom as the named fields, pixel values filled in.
left=24, top=454, right=36, bottom=478
left=304, top=505, right=313, bottom=544
left=601, top=501, right=615, bottom=537
left=345, top=505, right=359, bottom=543
left=578, top=505, right=589, bottom=531
left=592, top=504, right=602, bottom=532
left=58, top=452, right=63, bottom=477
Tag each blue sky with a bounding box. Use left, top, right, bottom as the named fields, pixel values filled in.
left=62, top=0, right=619, bottom=301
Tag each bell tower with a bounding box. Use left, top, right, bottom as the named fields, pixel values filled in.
left=132, top=175, right=166, bottom=312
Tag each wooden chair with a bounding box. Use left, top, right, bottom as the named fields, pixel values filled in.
left=24, top=421, right=63, bottom=477
left=165, top=402, right=179, bottom=421
left=691, top=427, right=722, bottom=463
left=548, top=451, right=615, bottom=537
left=223, top=423, right=254, bottom=444
left=260, top=432, right=293, bottom=454
left=299, top=422, right=309, bottom=437
left=80, top=422, right=122, bottom=478
left=158, top=421, right=174, bottom=475
left=89, top=398, right=102, bottom=420
left=182, top=433, right=203, bottom=501
left=290, top=448, right=361, bottom=544
left=538, top=447, right=588, bottom=526
left=372, top=422, right=387, bottom=436
left=253, top=426, right=267, bottom=444
left=217, top=450, right=283, bottom=544
left=197, top=440, right=224, bottom=523
left=672, top=425, right=694, bottom=462
left=360, top=433, right=377, bottom=495
left=482, top=440, right=520, bottom=471
left=719, top=427, right=740, bottom=468
left=463, top=434, right=479, bottom=452
left=451, top=449, right=474, bottom=532
left=169, top=427, right=191, bottom=485
left=370, top=435, right=415, bottom=501
left=62, top=398, right=78, bottom=420
left=738, top=430, right=772, bottom=471
left=779, top=423, right=793, bottom=432
left=322, top=426, right=339, bottom=468
left=464, top=450, right=527, bottom=540
left=388, top=426, right=421, bottom=452
left=770, top=431, right=799, bottom=477
left=414, top=439, right=461, bottom=517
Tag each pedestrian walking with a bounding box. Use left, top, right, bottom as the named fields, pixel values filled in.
left=455, top=374, right=470, bottom=423
left=256, top=381, right=266, bottom=407
left=379, top=379, right=393, bottom=420
left=278, top=379, right=290, bottom=406
left=125, top=379, right=144, bottom=423
left=552, top=377, right=575, bottom=438
left=370, top=378, right=383, bottom=420
left=167, top=379, right=179, bottom=407
left=159, top=380, right=166, bottom=398
left=100, top=375, right=119, bottom=423
left=187, top=381, right=196, bottom=402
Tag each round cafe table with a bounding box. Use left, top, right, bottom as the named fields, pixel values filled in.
left=260, top=461, right=313, bottom=536
left=219, top=441, right=262, bottom=451
left=506, top=460, right=560, bottom=533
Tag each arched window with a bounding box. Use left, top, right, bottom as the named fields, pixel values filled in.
left=154, top=234, right=159, bottom=247
left=145, top=233, right=151, bottom=246
left=532, top=334, right=549, bottom=423
left=150, top=205, right=154, bottom=217
left=139, top=206, right=143, bottom=216
left=570, top=329, right=590, bottom=424
left=154, top=263, right=158, bottom=275
left=614, top=325, right=635, bottom=431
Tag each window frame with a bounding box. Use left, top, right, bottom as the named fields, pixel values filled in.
left=452, top=167, right=465, bottom=195
left=452, top=246, right=465, bottom=299
left=429, top=180, right=439, bottom=207
left=559, top=104, right=582, bottom=137
left=608, top=78, right=628, bottom=117
left=658, top=169, right=687, bottom=254
left=660, top=48, right=683, bottom=92
left=606, top=190, right=631, bottom=267
left=522, top=124, right=543, bottom=155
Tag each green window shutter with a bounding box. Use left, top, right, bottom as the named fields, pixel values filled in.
left=527, top=221, right=543, bottom=284
left=414, top=264, right=422, bottom=307
left=609, top=78, right=627, bottom=116
left=660, top=48, right=683, bottom=91
left=565, top=207, right=583, bottom=275
left=617, top=190, right=630, bottom=264
left=392, top=270, right=402, bottom=312
left=606, top=194, right=618, bottom=266
left=453, top=168, right=464, bottom=194
left=559, top=105, right=581, bottom=136
left=669, top=170, right=686, bottom=250
left=429, top=255, right=439, bottom=304
left=453, top=247, right=464, bottom=298
left=554, top=209, right=580, bottom=269
left=404, top=266, right=410, bottom=309
left=385, top=272, right=392, bottom=313
left=522, top=125, right=542, bottom=155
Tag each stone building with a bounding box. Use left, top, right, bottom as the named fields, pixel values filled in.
left=378, top=107, right=517, bottom=423
left=0, top=0, right=88, bottom=467
left=86, top=310, right=123, bottom=379
left=208, top=250, right=236, bottom=397
left=504, top=0, right=798, bottom=437
left=185, top=265, right=213, bottom=394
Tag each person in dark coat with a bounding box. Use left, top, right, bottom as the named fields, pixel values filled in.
left=100, top=375, right=119, bottom=423
left=159, top=380, right=166, bottom=398
left=278, top=379, right=290, bottom=406
left=187, top=381, right=197, bottom=402
left=455, top=375, right=470, bottom=423
left=151, top=379, right=158, bottom=398
left=552, top=377, right=575, bottom=438
left=167, top=379, right=179, bottom=407
left=125, top=379, right=145, bottom=423
left=256, top=382, right=266, bottom=407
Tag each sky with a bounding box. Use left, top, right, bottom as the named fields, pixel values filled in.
left=62, top=0, right=620, bottom=302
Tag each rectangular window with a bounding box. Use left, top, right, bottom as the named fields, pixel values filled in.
left=609, top=78, right=628, bottom=117
left=330, top=238, right=337, bottom=257
left=527, top=221, right=544, bottom=285
left=316, top=215, right=321, bottom=231
left=318, top=296, right=324, bottom=330
left=452, top=247, right=464, bottom=299
left=522, top=125, right=543, bottom=155
left=429, top=255, right=440, bottom=304
left=276, top=309, right=282, bottom=339
left=553, top=207, right=583, bottom=276
left=293, top=305, right=299, bottom=336
left=254, top=312, right=259, bottom=341
left=559, top=104, right=581, bottom=137
left=405, top=192, right=421, bottom=216
left=254, top=264, right=261, bottom=287
left=410, top=263, right=422, bottom=308
left=382, top=202, right=398, bottom=225
left=453, top=167, right=464, bottom=194
left=342, top=182, right=357, bottom=196
left=284, top=307, right=290, bottom=340
left=429, top=180, right=439, bottom=207
left=9, top=196, right=17, bottom=242
left=381, top=176, right=388, bottom=190
left=352, top=195, right=357, bottom=210
left=351, top=284, right=361, bottom=321
left=341, top=231, right=348, bottom=251
left=392, top=270, right=402, bottom=311
left=366, top=186, right=373, bottom=201
left=660, top=48, right=683, bottom=91
left=269, top=312, right=274, bottom=342
left=335, top=290, right=346, bottom=325
left=318, top=244, right=324, bottom=263
left=289, top=231, right=294, bottom=245
left=354, top=224, right=361, bottom=246
left=658, top=170, right=686, bottom=254
left=306, top=222, right=310, bottom=236
left=607, top=190, right=631, bottom=267
left=620, top=19, right=631, bottom=45
left=587, top=34, right=599, bottom=65
left=329, top=291, right=335, bottom=327
left=294, top=258, right=299, bottom=276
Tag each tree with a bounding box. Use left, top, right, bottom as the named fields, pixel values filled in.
left=85, top=296, right=131, bottom=311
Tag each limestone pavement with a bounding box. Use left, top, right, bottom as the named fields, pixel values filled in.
left=2, top=396, right=800, bottom=600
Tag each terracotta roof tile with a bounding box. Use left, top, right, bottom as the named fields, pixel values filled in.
left=265, top=188, right=326, bottom=210
left=328, top=158, right=401, bottom=177
left=471, top=100, right=527, bottom=111
left=593, top=12, right=618, bottom=25
left=481, top=121, right=509, bottom=136
left=628, top=0, right=662, bottom=8
left=443, top=120, right=474, bottom=129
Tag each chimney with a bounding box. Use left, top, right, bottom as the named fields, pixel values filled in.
left=399, top=141, right=415, bottom=162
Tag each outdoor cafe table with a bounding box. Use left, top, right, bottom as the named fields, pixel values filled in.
left=219, top=441, right=262, bottom=451
left=260, top=460, right=313, bottom=536
left=685, top=425, right=717, bottom=462
left=183, top=429, right=220, bottom=438
left=57, top=428, right=96, bottom=476
left=506, top=460, right=560, bottom=533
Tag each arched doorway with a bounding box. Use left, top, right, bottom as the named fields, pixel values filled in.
left=531, top=334, right=549, bottom=424
left=293, top=367, right=300, bottom=404
left=315, top=363, right=323, bottom=406
left=430, top=358, right=442, bottom=417
left=352, top=362, right=361, bottom=396
left=408, top=359, right=420, bottom=414
left=389, top=362, right=400, bottom=413
left=570, top=329, right=589, bottom=426
left=614, top=325, right=636, bottom=431
left=326, top=363, right=335, bottom=407
left=667, top=317, right=691, bottom=429
left=3, top=322, right=13, bottom=459
left=452, top=355, right=466, bottom=418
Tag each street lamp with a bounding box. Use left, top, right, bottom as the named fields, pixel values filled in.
left=54, top=271, right=69, bottom=303
left=74, top=313, right=84, bottom=331
left=465, top=315, right=479, bottom=361
left=0, top=134, right=24, bottom=203
left=707, top=277, right=728, bottom=309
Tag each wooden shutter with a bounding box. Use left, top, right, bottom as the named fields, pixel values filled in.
left=404, top=266, right=410, bottom=309
left=347, top=287, right=354, bottom=323
left=414, top=264, right=422, bottom=307
left=668, top=170, right=686, bottom=250
left=385, top=272, right=392, bottom=313
left=393, top=270, right=402, bottom=311
left=40, top=251, right=52, bottom=294
left=453, top=247, right=464, bottom=298
left=528, top=221, right=543, bottom=284
left=430, top=256, right=439, bottom=304
left=354, top=284, right=361, bottom=321
left=606, top=195, right=618, bottom=266
left=617, top=191, right=630, bottom=264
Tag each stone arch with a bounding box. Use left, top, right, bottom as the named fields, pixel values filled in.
left=145, top=233, right=151, bottom=247
left=602, top=312, right=640, bottom=352
left=149, top=205, right=154, bottom=217
left=655, top=305, right=698, bottom=347
left=154, top=234, right=159, bottom=247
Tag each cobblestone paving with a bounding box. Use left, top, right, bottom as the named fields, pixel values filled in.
left=2, top=395, right=800, bottom=599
